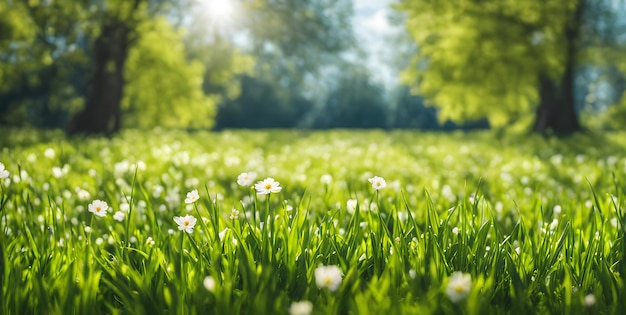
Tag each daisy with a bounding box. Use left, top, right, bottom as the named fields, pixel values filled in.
left=255, top=177, right=282, bottom=195
left=446, top=271, right=471, bottom=303
left=346, top=199, right=358, bottom=214
left=88, top=200, right=109, bottom=217
left=173, top=215, right=197, bottom=233
left=237, top=172, right=257, bottom=186
left=368, top=176, right=387, bottom=190
left=0, top=162, right=9, bottom=179
left=184, top=189, right=200, bottom=204
left=314, top=265, right=342, bottom=292
left=230, top=208, right=240, bottom=220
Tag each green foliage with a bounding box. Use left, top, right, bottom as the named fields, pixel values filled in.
left=0, top=0, right=90, bottom=127
left=0, top=0, right=251, bottom=130
left=123, top=17, right=221, bottom=129
left=215, top=76, right=313, bottom=129
left=242, top=0, right=354, bottom=65
left=211, top=0, right=355, bottom=129
left=1, top=129, right=626, bottom=314
left=315, top=64, right=389, bottom=129
left=395, top=0, right=625, bottom=127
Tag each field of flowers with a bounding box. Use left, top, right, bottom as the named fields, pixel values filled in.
left=0, top=128, right=625, bottom=314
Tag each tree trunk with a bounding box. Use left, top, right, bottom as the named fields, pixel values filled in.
left=532, top=73, right=580, bottom=135
left=66, top=21, right=130, bottom=135
left=532, top=1, right=583, bottom=135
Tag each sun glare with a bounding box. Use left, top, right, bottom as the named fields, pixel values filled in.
left=199, top=0, right=238, bottom=25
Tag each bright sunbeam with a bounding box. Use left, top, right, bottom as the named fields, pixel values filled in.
left=197, top=0, right=239, bottom=28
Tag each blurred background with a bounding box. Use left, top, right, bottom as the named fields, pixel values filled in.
left=0, top=0, right=625, bottom=135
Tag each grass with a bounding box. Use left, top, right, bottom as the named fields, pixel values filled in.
left=0, top=128, right=625, bottom=314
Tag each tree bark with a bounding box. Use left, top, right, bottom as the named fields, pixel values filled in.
left=532, top=1, right=583, bottom=135
left=532, top=73, right=580, bottom=135
left=66, top=21, right=130, bottom=135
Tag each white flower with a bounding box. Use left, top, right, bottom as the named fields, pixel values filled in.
left=146, top=237, right=155, bottom=246
left=113, top=211, right=125, bottom=222
left=237, top=172, right=257, bottom=186
left=584, top=293, right=596, bottom=307
left=173, top=215, right=197, bottom=233
left=52, top=166, right=63, bottom=178
left=88, top=200, right=109, bottom=217
left=346, top=199, right=358, bottom=214
left=289, top=300, right=313, bottom=315
left=320, top=174, right=333, bottom=185
left=77, top=189, right=91, bottom=201
left=254, top=177, right=282, bottom=195
left=446, top=271, right=472, bottom=303
left=314, top=265, right=342, bottom=292
left=44, top=148, right=55, bottom=159
left=184, top=189, right=200, bottom=204
left=120, top=202, right=130, bottom=212
left=0, top=162, right=9, bottom=179
left=368, top=176, right=387, bottom=190
left=204, top=276, right=216, bottom=292
left=219, top=228, right=229, bottom=241
left=230, top=208, right=240, bottom=220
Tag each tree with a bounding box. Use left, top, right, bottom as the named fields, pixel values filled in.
left=66, top=0, right=170, bottom=135
left=313, top=63, right=389, bottom=129
left=0, top=0, right=250, bottom=132
left=212, top=0, right=356, bottom=129
left=396, top=0, right=626, bottom=134
left=0, top=0, right=89, bottom=128
left=122, top=17, right=253, bottom=129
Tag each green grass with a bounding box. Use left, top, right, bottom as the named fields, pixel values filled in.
left=0, top=128, right=625, bottom=314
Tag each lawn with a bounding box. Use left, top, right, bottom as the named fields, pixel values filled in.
left=0, top=128, right=624, bottom=314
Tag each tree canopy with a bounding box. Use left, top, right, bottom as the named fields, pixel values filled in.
left=396, top=0, right=626, bottom=133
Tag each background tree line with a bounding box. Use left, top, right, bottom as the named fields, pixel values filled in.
left=1, top=0, right=625, bottom=134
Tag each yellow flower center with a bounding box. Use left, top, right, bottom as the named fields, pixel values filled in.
left=184, top=220, right=189, bottom=226
left=95, top=207, right=101, bottom=212
left=265, top=183, right=272, bottom=190
left=454, top=284, right=465, bottom=293
left=324, top=277, right=333, bottom=285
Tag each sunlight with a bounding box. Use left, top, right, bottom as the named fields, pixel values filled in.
left=198, top=0, right=238, bottom=26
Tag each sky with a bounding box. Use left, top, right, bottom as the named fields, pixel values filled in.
left=197, top=0, right=401, bottom=89
left=352, top=0, right=399, bottom=89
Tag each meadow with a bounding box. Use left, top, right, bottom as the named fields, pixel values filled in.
left=0, top=128, right=625, bottom=314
